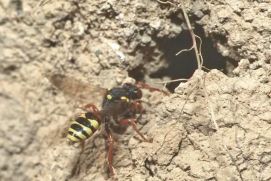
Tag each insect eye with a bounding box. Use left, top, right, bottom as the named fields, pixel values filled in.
left=122, top=83, right=142, bottom=99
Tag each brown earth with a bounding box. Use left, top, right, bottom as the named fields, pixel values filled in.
left=0, top=0, right=271, bottom=181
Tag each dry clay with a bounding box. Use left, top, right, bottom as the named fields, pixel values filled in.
left=0, top=0, right=271, bottom=180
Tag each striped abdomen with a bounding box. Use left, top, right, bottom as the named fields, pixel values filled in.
left=67, top=112, right=101, bottom=142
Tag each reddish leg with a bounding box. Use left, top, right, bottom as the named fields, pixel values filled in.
left=130, top=100, right=144, bottom=118
left=80, top=103, right=102, bottom=120
left=104, top=117, right=115, bottom=176
left=119, top=118, right=152, bottom=143
left=136, top=81, right=169, bottom=95
left=131, top=100, right=144, bottom=113
left=81, top=103, right=99, bottom=113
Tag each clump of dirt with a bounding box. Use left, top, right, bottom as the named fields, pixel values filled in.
left=0, top=0, right=271, bottom=181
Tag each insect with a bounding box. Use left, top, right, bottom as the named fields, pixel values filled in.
left=47, top=74, right=168, bottom=176
left=67, top=105, right=102, bottom=143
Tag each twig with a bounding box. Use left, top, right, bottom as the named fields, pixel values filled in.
left=202, top=66, right=211, bottom=71
left=176, top=46, right=194, bottom=56
left=156, top=0, right=175, bottom=6
left=202, top=76, right=218, bottom=130
left=156, top=1, right=203, bottom=70
left=223, top=140, right=244, bottom=181
left=195, top=34, right=203, bottom=68
left=180, top=83, right=199, bottom=115
left=152, top=78, right=188, bottom=84
left=177, top=4, right=202, bottom=70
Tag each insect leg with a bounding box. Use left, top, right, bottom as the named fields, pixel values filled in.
left=81, top=103, right=99, bottom=113
left=118, top=118, right=152, bottom=143
left=80, top=103, right=102, bottom=120
left=105, top=117, right=115, bottom=176
left=129, top=100, right=144, bottom=120
left=136, top=81, right=169, bottom=95
left=131, top=100, right=144, bottom=113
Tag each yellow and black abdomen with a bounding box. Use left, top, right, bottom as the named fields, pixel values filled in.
left=67, top=112, right=101, bottom=142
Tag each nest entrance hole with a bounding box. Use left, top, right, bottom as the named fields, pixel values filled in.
left=129, top=25, right=237, bottom=92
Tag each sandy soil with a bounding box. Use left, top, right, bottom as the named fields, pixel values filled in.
left=1, top=0, right=271, bottom=180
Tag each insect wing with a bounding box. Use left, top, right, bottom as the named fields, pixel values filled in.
left=47, top=74, right=107, bottom=105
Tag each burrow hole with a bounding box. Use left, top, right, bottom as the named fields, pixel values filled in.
left=128, top=25, right=237, bottom=92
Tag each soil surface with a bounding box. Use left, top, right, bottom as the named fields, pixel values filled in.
left=1, top=0, right=271, bottom=181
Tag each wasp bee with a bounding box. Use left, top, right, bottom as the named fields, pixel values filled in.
left=67, top=108, right=101, bottom=143
left=48, top=74, right=168, bottom=176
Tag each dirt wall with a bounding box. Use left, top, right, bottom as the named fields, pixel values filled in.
left=0, top=0, right=271, bottom=180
